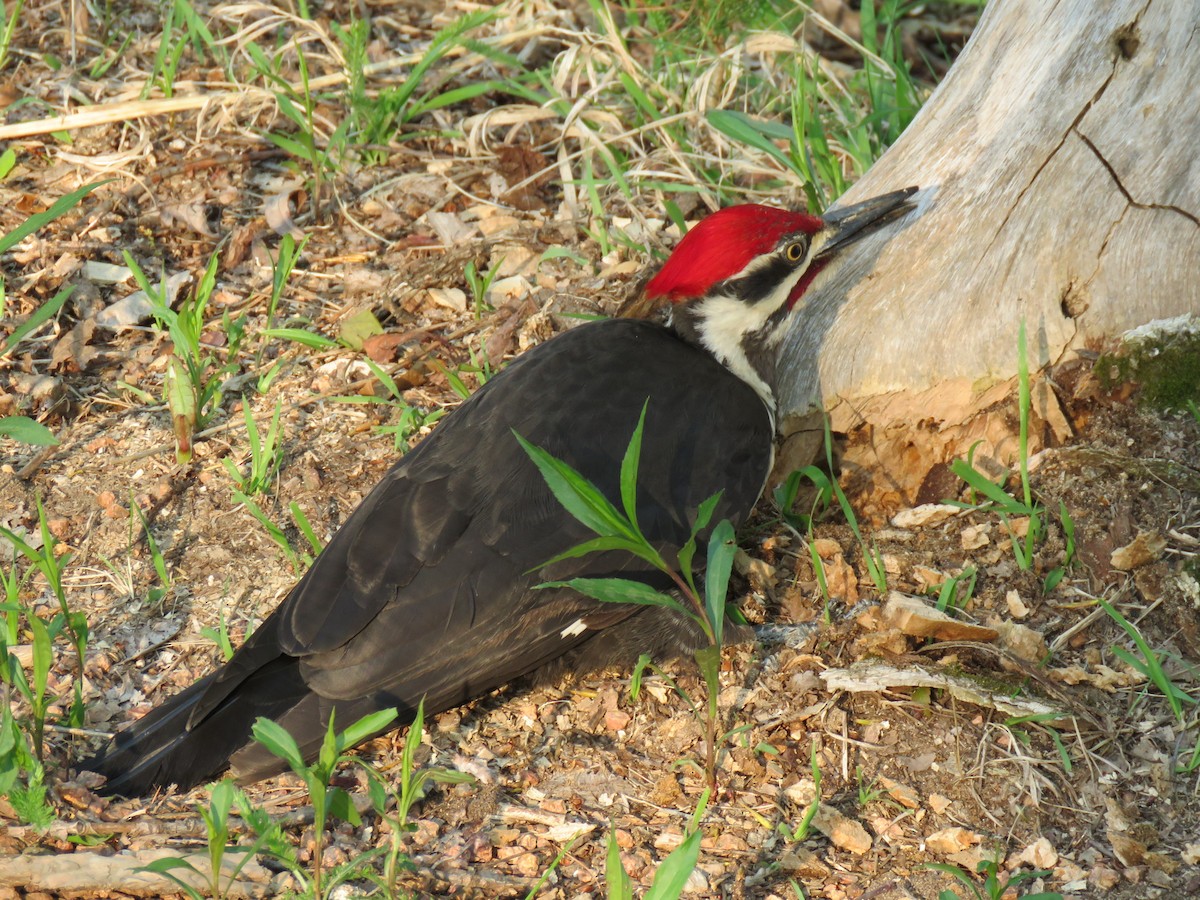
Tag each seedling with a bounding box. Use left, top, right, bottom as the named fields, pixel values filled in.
left=133, top=500, right=172, bottom=607
left=1099, top=597, right=1194, bottom=724
left=334, top=10, right=501, bottom=163
left=139, top=779, right=272, bottom=900
left=518, top=403, right=740, bottom=791
left=927, top=853, right=1061, bottom=900
left=222, top=400, right=285, bottom=496
left=0, top=496, right=89, bottom=732
left=231, top=492, right=313, bottom=572
left=932, top=565, right=977, bottom=614
left=604, top=788, right=709, bottom=900
left=464, top=257, right=503, bottom=319
left=330, top=358, right=446, bottom=453
left=949, top=323, right=1061, bottom=586
left=360, top=699, right=474, bottom=896
left=777, top=742, right=822, bottom=842
left=127, top=250, right=244, bottom=464
left=199, top=611, right=237, bottom=663
left=253, top=707, right=398, bottom=899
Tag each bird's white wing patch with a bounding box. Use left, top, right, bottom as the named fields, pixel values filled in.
left=560, top=618, right=587, bottom=639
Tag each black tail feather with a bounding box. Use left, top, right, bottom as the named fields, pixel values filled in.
left=84, top=655, right=312, bottom=796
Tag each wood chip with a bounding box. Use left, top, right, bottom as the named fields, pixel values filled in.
left=881, top=591, right=999, bottom=641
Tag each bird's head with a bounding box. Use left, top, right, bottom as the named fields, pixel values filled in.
left=645, top=187, right=917, bottom=409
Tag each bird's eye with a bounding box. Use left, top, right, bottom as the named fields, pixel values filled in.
left=784, top=239, right=808, bottom=263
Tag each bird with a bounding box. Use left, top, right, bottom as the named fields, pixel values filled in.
left=85, top=187, right=917, bottom=796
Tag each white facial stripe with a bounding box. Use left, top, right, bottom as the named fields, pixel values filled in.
left=676, top=226, right=830, bottom=416
left=690, top=274, right=803, bottom=412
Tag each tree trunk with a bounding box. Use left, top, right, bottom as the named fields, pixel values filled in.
left=775, top=0, right=1200, bottom=515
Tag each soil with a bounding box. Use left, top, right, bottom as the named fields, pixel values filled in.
left=2, top=2, right=1200, bottom=899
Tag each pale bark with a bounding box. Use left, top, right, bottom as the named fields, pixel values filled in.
left=776, top=0, right=1199, bottom=508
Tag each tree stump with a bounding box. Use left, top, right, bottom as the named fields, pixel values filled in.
left=776, top=0, right=1199, bottom=515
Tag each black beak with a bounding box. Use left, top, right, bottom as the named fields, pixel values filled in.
left=814, top=186, right=919, bottom=260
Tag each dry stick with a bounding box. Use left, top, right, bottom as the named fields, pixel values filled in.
left=4, top=792, right=372, bottom=843
left=0, top=21, right=553, bottom=142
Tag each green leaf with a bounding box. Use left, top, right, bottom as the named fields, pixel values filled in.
left=605, top=827, right=633, bottom=900
left=0, top=416, right=59, bottom=446
left=0, top=148, right=16, bottom=179
left=251, top=717, right=306, bottom=772
left=704, top=519, right=737, bottom=646
left=643, top=827, right=701, bottom=900
left=549, top=577, right=685, bottom=613
left=136, top=858, right=206, bottom=900
left=1, top=285, right=74, bottom=355
left=950, top=458, right=1028, bottom=512
left=619, top=400, right=648, bottom=529
left=533, top=534, right=653, bottom=572
left=514, top=431, right=636, bottom=541
left=706, top=109, right=797, bottom=174
left=266, top=132, right=316, bottom=163
left=678, top=490, right=723, bottom=591
left=260, top=327, right=338, bottom=349
left=337, top=308, right=383, bottom=350
left=337, top=707, right=398, bottom=750
left=327, top=786, right=361, bottom=826
left=165, top=356, right=196, bottom=465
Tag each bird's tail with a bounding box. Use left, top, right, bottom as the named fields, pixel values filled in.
left=83, top=673, right=228, bottom=796
left=83, top=652, right=313, bottom=796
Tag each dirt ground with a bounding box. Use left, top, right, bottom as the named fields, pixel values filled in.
left=2, top=2, right=1200, bottom=899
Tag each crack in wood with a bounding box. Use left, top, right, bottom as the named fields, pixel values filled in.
left=1073, top=129, right=1200, bottom=229
left=979, top=67, right=1121, bottom=266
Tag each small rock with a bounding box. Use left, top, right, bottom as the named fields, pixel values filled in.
left=928, top=793, right=952, bottom=814
left=1011, top=836, right=1058, bottom=869
left=891, top=503, right=959, bottom=528
left=476, top=214, right=521, bottom=237
left=654, top=830, right=684, bottom=851
left=960, top=523, right=990, bottom=550
left=427, top=287, right=467, bottom=312
left=812, top=804, right=872, bottom=854
left=486, top=275, right=532, bottom=305
left=510, top=851, right=541, bottom=878
left=783, top=778, right=817, bottom=807
left=811, top=538, right=842, bottom=558
left=778, top=846, right=828, bottom=877
left=1088, top=864, right=1122, bottom=890
left=926, top=826, right=981, bottom=855
left=1111, top=531, right=1167, bottom=570
left=995, top=621, right=1048, bottom=664
left=878, top=776, right=920, bottom=809
left=1005, top=589, right=1030, bottom=619
left=94, top=271, right=190, bottom=329
left=881, top=592, right=999, bottom=642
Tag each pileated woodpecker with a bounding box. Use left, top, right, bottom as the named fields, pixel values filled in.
left=86, top=188, right=916, bottom=795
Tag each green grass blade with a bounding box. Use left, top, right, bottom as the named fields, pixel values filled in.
left=0, top=182, right=106, bottom=256
left=545, top=577, right=685, bottom=613
left=1, top=285, right=74, bottom=355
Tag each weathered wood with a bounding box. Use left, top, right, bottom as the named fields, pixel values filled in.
left=776, top=0, right=1199, bottom=508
